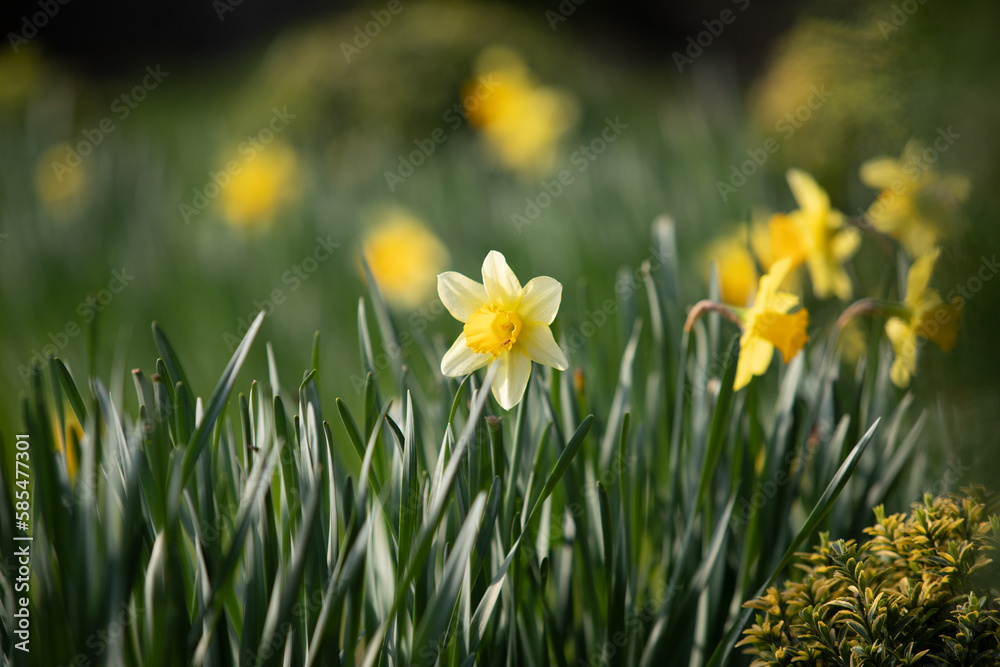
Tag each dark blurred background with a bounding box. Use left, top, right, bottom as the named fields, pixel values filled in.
left=0, top=0, right=801, bottom=77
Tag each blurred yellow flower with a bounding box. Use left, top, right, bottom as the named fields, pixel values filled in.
left=884, top=247, right=960, bottom=388
left=464, top=46, right=578, bottom=175
left=35, top=143, right=88, bottom=222
left=860, top=139, right=970, bottom=258
left=702, top=231, right=757, bottom=307
left=362, top=209, right=449, bottom=310
left=767, top=169, right=860, bottom=300
left=221, top=142, right=299, bottom=229
left=438, top=250, right=568, bottom=410
left=734, top=258, right=809, bottom=391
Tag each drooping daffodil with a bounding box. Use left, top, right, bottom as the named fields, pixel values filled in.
left=767, top=169, right=861, bottom=301
left=438, top=251, right=568, bottom=410
left=733, top=258, right=810, bottom=391
left=860, top=140, right=970, bottom=258
left=685, top=258, right=809, bottom=392
left=884, top=247, right=960, bottom=388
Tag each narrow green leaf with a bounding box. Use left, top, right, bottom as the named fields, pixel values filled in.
left=447, top=374, right=471, bottom=428
left=471, top=476, right=502, bottom=584
left=176, top=310, right=265, bottom=492
left=598, top=483, right=613, bottom=594
left=358, top=298, right=376, bottom=379
left=599, top=320, right=642, bottom=471
left=152, top=321, right=193, bottom=393
left=399, top=392, right=418, bottom=579
left=695, top=334, right=739, bottom=512
left=54, top=357, right=88, bottom=425
left=525, top=415, right=594, bottom=528
left=311, top=330, right=320, bottom=378
left=337, top=397, right=367, bottom=463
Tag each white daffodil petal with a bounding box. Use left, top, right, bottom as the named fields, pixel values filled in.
left=518, top=276, right=562, bottom=324
left=517, top=322, right=568, bottom=370
left=482, top=250, right=522, bottom=310
left=441, top=333, right=492, bottom=377
left=438, top=271, right=488, bottom=323
left=492, top=351, right=532, bottom=410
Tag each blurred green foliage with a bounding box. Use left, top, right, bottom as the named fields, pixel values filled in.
left=0, top=0, right=997, bottom=504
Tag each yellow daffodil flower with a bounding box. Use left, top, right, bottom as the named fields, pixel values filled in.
left=860, top=140, right=970, bottom=258
left=768, top=169, right=861, bottom=301
left=734, top=258, right=809, bottom=391
left=464, top=46, right=578, bottom=176
left=702, top=231, right=757, bottom=307
left=221, top=142, right=299, bottom=229
left=884, top=247, right=960, bottom=388
left=749, top=213, right=805, bottom=297
left=362, top=208, right=450, bottom=310
left=438, top=251, right=568, bottom=410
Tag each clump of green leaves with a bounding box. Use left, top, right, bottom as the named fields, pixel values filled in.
left=739, top=489, right=1000, bottom=666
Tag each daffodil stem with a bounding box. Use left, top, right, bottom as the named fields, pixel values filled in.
left=684, top=300, right=743, bottom=332
left=835, top=298, right=911, bottom=330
